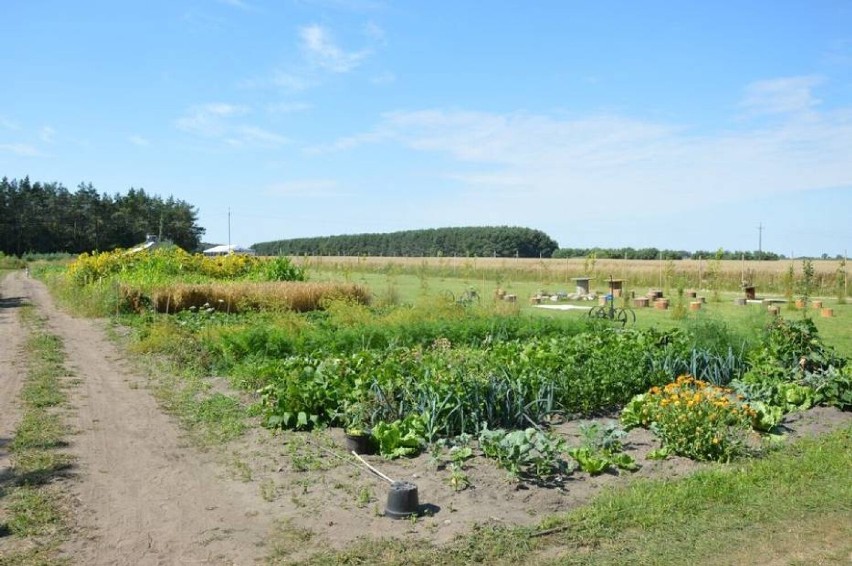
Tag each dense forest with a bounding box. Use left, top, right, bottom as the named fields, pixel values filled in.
left=253, top=226, right=560, bottom=258
left=0, top=177, right=205, bottom=255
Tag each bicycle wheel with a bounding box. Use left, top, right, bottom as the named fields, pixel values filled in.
left=588, top=305, right=609, bottom=320
left=614, top=308, right=636, bottom=327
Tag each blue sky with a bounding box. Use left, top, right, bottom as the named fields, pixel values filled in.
left=2, top=1, right=851, bottom=256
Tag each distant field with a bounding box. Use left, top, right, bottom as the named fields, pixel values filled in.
left=289, top=255, right=846, bottom=295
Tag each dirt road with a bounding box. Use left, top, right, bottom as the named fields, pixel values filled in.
left=0, top=272, right=28, bottom=489
left=1, top=272, right=275, bottom=565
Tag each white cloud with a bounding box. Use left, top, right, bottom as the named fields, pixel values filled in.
left=218, top=0, right=251, bottom=8
left=740, top=76, right=823, bottom=115
left=239, top=71, right=315, bottom=93
left=265, top=179, right=343, bottom=197
left=176, top=103, right=250, bottom=137
left=299, top=24, right=370, bottom=73
left=363, top=22, right=386, bottom=44
left=371, top=71, right=395, bottom=85
left=232, top=126, right=290, bottom=147
left=176, top=103, right=288, bottom=148
left=305, top=126, right=392, bottom=154
left=39, top=126, right=56, bottom=143
left=271, top=72, right=315, bottom=92
left=267, top=101, right=312, bottom=114
left=129, top=135, right=150, bottom=147
left=319, top=80, right=852, bottom=224
left=1, top=116, right=20, bottom=131
left=0, top=143, right=40, bottom=156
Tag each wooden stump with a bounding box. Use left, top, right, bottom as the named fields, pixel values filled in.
left=633, top=297, right=650, bottom=308
left=812, top=300, right=823, bottom=309
left=768, top=306, right=780, bottom=316
left=654, top=299, right=669, bottom=310
left=821, top=308, right=834, bottom=318
left=689, top=301, right=701, bottom=311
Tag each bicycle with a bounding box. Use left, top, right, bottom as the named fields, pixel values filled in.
left=587, top=276, right=636, bottom=327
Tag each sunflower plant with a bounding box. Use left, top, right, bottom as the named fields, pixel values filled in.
left=621, top=375, right=757, bottom=462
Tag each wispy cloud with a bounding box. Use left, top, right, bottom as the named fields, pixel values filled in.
left=0, top=143, right=40, bottom=157
left=271, top=72, right=315, bottom=92
left=239, top=71, right=315, bottom=93
left=230, top=126, right=290, bottom=147
left=306, top=126, right=392, bottom=153
left=740, top=76, right=823, bottom=115
left=176, top=103, right=250, bottom=137
left=267, top=101, right=313, bottom=114
left=39, top=126, right=56, bottom=143
left=371, top=71, right=395, bottom=85
left=128, top=135, right=150, bottom=147
left=265, top=179, right=344, bottom=197
left=363, top=22, right=386, bottom=44
left=299, top=24, right=370, bottom=73
left=1, top=116, right=19, bottom=131
left=218, top=0, right=252, bottom=9
left=318, top=78, right=852, bottom=223
left=176, top=103, right=288, bottom=148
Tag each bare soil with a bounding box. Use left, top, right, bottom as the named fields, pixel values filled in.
left=1, top=270, right=849, bottom=565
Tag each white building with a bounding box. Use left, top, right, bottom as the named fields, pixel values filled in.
left=202, top=244, right=256, bottom=256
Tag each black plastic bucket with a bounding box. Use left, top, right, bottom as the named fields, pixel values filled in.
left=385, top=481, right=419, bottom=519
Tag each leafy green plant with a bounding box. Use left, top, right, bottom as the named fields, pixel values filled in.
left=446, top=445, right=474, bottom=491
left=257, top=357, right=351, bottom=430
left=745, top=400, right=785, bottom=432
left=743, top=317, right=845, bottom=385
left=372, top=415, right=426, bottom=459
left=646, top=446, right=671, bottom=460
left=478, top=426, right=570, bottom=481
left=578, top=420, right=627, bottom=454
left=569, top=421, right=637, bottom=475
left=567, top=447, right=609, bottom=475
left=801, top=365, right=852, bottom=411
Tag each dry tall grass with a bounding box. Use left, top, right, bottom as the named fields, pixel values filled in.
left=288, top=255, right=846, bottom=295
left=120, top=281, right=370, bottom=313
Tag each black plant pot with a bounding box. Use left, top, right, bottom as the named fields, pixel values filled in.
left=344, top=432, right=375, bottom=455
left=385, top=481, right=419, bottom=519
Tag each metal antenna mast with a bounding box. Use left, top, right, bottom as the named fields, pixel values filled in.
left=757, top=222, right=763, bottom=256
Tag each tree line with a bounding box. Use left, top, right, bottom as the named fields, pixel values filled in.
left=253, top=226, right=560, bottom=258
left=0, top=177, right=205, bottom=255
left=552, top=247, right=783, bottom=261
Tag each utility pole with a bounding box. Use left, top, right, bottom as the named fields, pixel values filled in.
left=757, top=222, right=763, bottom=257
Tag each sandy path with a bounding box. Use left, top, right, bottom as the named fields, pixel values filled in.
left=0, top=271, right=29, bottom=484
left=4, top=272, right=276, bottom=565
